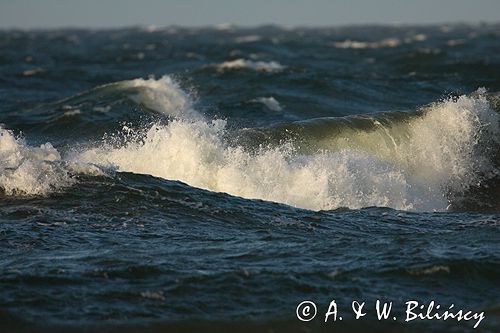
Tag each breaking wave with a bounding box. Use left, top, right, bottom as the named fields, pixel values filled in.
left=332, top=34, right=426, bottom=49
left=1, top=76, right=499, bottom=212
left=49, top=75, right=197, bottom=120
left=214, top=59, right=285, bottom=72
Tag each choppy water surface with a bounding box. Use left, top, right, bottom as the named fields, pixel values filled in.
left=0, top=24, right=499, bottom=332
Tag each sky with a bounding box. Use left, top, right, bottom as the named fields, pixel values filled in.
left=0, top=0, right=499, bottom=29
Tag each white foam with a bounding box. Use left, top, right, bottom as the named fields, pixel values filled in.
left=122, top=76, right=198, bottom=119
left=235, top=35, right=262, bottom=43
left=0, top=128, right=74, bottom=195
left=412, top=33, right=427, bottom=42
left=75, top=120, right=411, bottom=210
left=3, top=74, right=497, bottom=212
left=93, top=106, right=111, bottom=113
left=215, top=23, right=234, bottom=31
left=215, top=59, right=285, bottom=72
left=333, top=38, right=401, bottom=49
left=22, top=68, right=45, bottom=76
left=253, top=97, right=283, bottom=111
left=402, top=90, right=499, bottom=199
left=73, top=90, right=500, bottom=211
left=0, top=75, right=194, bottom=196
left=446, top=39, right=466, bottom=47
left=404, top=34, right=427, bottom=43
left=63, top=110, right=81, bottom=116
left=333, top=34, right=426, bottom=49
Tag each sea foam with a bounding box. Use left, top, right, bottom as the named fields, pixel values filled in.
left=333, top=34, right=426, bottom=49
left=74, top=78, right=499, bottom=211
left=253, top=97, right=283, bottom=111
left=2, top=76, right=498, bottom=212
left=122, top=76, right=197, bottom=119
left=0, top=127, right=73, bottom=195
left=215, top=59, right=285, bottom=72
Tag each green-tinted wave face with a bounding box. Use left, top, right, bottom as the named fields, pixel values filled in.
left=3, top=62, right=499, bottom=211
left=232, top=91, right=500, bottom=211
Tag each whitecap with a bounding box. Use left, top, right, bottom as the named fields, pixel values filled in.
left=74, top=89, right=499, bottom=212
left=253, top=97, right=283, bottom=111
left=235, top=35, right=262, bottom=43
left=333, top=38, right=400, bottom=49
left=215, top=59, right=285, bottom=72
left=0, top=128, right=73, bottom=195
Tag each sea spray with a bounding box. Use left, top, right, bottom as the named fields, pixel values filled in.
left=2, top=75, right=498, bottom=211
left=0, top=127, right=73, bottom=195
left=73, top=83, right=500, bottom=211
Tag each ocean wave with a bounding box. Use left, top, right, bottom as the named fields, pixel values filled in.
left=73, top=83, right=499, bottom=211
left=446, top=39, right=467, bottom=47
left=252, top=97, right=282, bottom=111
left=2, top=76, right=498, bottom=212
left=333, top=38, right=401, bottom=49
left=215, top=59, right=285, bottom=72
left=332, top=34, right=426, bottom=49
left=75, top=120, right=414, bottom=210
left=234, top=35, right=262, bottom=43
left=0, top=127, right=73, bottom=195
left=408, top=265, right=450, bottom=276
left=47, top=75, right=197, bottom=120
left=124, top=76, right=196, bottom=119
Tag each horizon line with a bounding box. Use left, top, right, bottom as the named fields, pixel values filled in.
left=1, top=20, right=499, bottom=32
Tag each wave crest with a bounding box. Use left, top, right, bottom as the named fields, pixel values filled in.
left=73, top=89, right=500, bottom=211
left=215, top=59, right=285, bottom=72
left=2, top=75, right=498, bottom=212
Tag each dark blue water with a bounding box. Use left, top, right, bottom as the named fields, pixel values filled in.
left=0, top=24, right=499, bottom=332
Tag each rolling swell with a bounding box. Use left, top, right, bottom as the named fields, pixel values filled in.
left=1, top=76, right=499, bottom=212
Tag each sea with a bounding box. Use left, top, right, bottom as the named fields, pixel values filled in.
left=0, top=24, right=499, bottom=332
